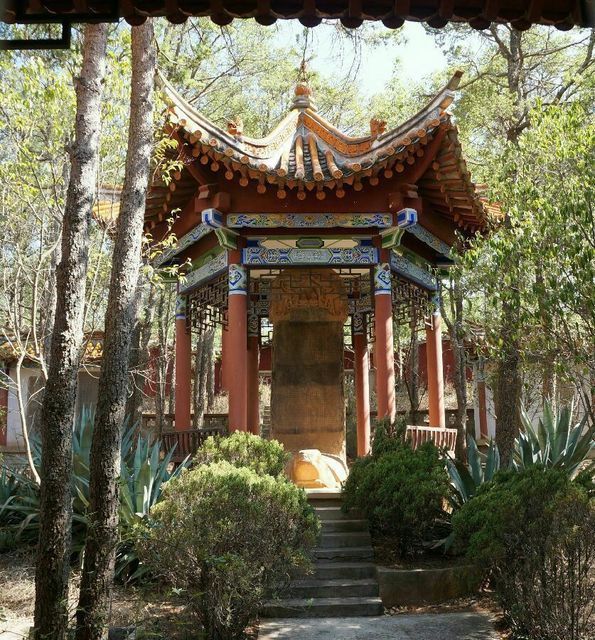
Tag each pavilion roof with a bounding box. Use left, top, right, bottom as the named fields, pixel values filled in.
left=148, top=70, right=494, bottom=232
left=3, top=0, right=591, bottom=30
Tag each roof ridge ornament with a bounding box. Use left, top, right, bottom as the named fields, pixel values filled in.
left=292, top=80, right=317, bottom=111
left=292, top=61, right=316, bottom=111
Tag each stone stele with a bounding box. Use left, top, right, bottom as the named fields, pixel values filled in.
left=269, top=268, right=349, bottom=486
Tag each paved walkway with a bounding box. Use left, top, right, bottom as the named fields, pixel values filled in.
left=259, top=612, right=499, bottom=639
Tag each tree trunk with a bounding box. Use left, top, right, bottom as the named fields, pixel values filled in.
left=441, top=275, right=468, bottom=462
left=494, top=297, right=522, bottom=467
left=406, top=329, right=420, bottom=424
left=125, top=282, right=156, bottom=431
left=33, top=23, right=108, bottom=640
left=206, top=328, right=215, bottom=412
left=193, top=330, right=213, bottom=429
left=75, top=21, right=155, bottom=640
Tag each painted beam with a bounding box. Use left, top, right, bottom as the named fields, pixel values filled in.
left=154, top=223, right=212, bottom=266
left=179, top=251, right=228, bottom=294
left=390, top=252, right=438, bottom=291
left=406, top=223, right=452, bottom=258
left=242, top=246, right=378, bottom=266
left=228, top=213, right=393, bottom=228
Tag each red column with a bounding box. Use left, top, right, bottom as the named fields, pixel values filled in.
left=353, top=314, right=371, bottom=456
left=227, top=253, right=248, bottom=432
left=426, top=311, right=446, bottom=428
left=476, top=358, right=488, bottom=439
left=374, top=256, right=396, bottom=423
left=247, top=334, right=260, bottom=435
left=174, top=294, right=192, bottom=432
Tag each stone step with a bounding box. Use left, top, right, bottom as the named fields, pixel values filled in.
left=313, top=546, right=374, bottom=562
left=319, top=531, right=372, bottom=548
left=313, top=561, right=377, bottom=580
left=314, top=506, right=352, bottom=521
left=262, top=596, right=383, bottom=618
left=290, top=578, right=379, bottom=599
left=321, top=519, right=369, bottom=533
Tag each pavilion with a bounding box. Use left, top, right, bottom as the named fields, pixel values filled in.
left=145, top=70, right=493, bottom=470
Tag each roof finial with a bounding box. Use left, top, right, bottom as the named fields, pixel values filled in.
left=292, top=62, right=316, bottom=111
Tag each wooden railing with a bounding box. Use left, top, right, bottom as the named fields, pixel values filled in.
left=406, top=425, right=458, bottom=454
left=162, top=425, right=228, bottom=463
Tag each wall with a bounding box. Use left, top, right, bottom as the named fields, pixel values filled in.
left=2, top=365, right=100, bottom=452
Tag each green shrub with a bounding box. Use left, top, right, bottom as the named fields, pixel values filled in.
left=137, top=461, right=320, bottom=640
left=194, top=431, right=289, bottom=477
left=370, top=418, right=407, bottom=458
left=343, top=440, right=450, bottom=556
left=453, top=467, right=595, bottom=640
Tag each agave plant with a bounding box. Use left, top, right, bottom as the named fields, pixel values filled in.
left=116, top=432, right=187, bottom=582
left=0, top=409, right=187, bottom=582
left=445, top=436, right=500, bottom=508
left=514, top=401, right=595, bottom=478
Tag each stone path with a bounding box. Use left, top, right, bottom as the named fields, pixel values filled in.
left=259, top=611, right=500, bottom=639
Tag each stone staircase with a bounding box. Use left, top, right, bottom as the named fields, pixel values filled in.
left=262, top=491, right=383, bottom=618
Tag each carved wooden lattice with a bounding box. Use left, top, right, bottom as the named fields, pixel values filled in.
left=188, top=273, right=228, bottom=334
left=391, top=277, right=431, bottom=332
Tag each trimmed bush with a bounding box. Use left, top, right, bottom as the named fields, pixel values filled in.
left=343, top=438, right=450, bottom=556
left=453, top=467, right=595, bottom=640
left=194, top=431, right=289, bottom=477
left=138, top=461, right=319, bottom=640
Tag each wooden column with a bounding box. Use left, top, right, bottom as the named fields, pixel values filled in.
left=247, top=313, right=260, bottom=436
left=227, top=253, right=248, bottom=431
left=426, top=311, right=446, bottom=428
left=374, top=255, right=396, bottom=423
left=174, top=293, right=192, bottom=432
left=353, top=313, right=371, bottom=456
left=476, top=357, right=489, bottom=439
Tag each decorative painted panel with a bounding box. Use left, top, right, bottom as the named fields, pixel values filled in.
left=396, top=207, right=418, bottom=228
left=374, top=263, right=392, bottom=295
left=227, top=213, right=392, bottom=229
left=179, top=251, right=228, bottom=294
left=406, top=224, right=451, bottom=257
left=202, top=208, right=224, bottom=228
left=242, top=247, right=378, bottom=266
left=155, top=223, right=211, bottom=266
left=390, top=252, right=437, bottom=291
left=228, top=263, right=248, bottom=295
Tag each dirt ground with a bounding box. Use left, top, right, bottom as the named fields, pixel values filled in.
left=0, top=549, right=212, bottom=639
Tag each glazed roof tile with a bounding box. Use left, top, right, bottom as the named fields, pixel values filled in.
left=3, top=0, right=591, bottom=30
left=147, top=70, right=495, bottom=232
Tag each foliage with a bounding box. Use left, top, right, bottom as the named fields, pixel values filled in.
left=370, top=417, right=408, bottom=457
left=194, top=431, right=289, bottom=478
left=137, top=461, right=319, bottom=640
left=343, top=439, right=450, bottom=556
left=0, top=411, right=185, bottom=582
left=514, top=401, right=595, bottom=479
left=452, top=467, right=595, bottom=640
left=446, top=436, right=500, bottom=508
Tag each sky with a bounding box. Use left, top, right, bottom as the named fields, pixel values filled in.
left=275, top=21, right=449, bottom=97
